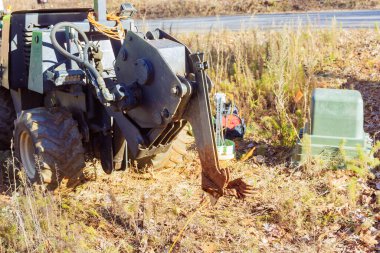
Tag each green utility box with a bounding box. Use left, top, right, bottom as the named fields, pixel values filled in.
left=293, top=88, right=372, bottom=163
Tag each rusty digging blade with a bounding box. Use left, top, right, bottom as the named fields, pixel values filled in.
left=201, top=168, right=254, bottom=201
left=184, top=52, right=253, bottom=203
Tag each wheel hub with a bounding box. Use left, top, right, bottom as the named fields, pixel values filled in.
left=19, top=131, right=37, bottom=181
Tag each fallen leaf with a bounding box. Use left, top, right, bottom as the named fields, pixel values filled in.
left=241, top=147, right=256, bottom=162
left=255, top=155, right=265, bottom=164
left=294, top=90, right=304, bottom=103
left=247, top=143, right=255, bottom=148
left=359, top=232, right=378, bottom=246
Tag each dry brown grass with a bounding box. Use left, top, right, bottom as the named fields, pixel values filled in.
left=0, top=148, right=378, bottom=252
left=0, top=19, right=380, bottom=253
left=4, top=0, right=380, bottom=18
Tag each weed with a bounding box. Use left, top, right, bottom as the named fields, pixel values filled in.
left=179, top=25, right=345, bottom=146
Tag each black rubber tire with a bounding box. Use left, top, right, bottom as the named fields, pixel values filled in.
left=137, top=127, right=194, bottom=170
left=14, top=107, right=85, bottom=190
left=0, top=87, right=16, bottom=150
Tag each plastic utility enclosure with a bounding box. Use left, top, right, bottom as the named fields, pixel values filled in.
left=293, top=88, right=372, bottom=163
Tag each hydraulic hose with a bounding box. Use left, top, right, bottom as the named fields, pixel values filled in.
left=50, top=22, right=115, bottom=102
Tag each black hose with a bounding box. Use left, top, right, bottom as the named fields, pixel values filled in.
left=50, top=22, right=88, bottom=64
left=50, top=22, right=115, bottom=102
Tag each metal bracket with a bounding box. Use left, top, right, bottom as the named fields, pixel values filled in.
left=94, top=0, right=107, bottom=21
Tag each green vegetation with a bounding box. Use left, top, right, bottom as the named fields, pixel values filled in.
left=179, top=26, right=342, bottom=146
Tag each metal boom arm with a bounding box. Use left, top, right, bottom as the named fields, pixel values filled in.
left=185, top=53, right=254, bottom=202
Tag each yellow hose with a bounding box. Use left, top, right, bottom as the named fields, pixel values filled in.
left=87, top=12, right=128, bottom=41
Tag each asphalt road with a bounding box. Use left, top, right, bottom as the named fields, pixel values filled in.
left=136, top=10, right=380, bottom=33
